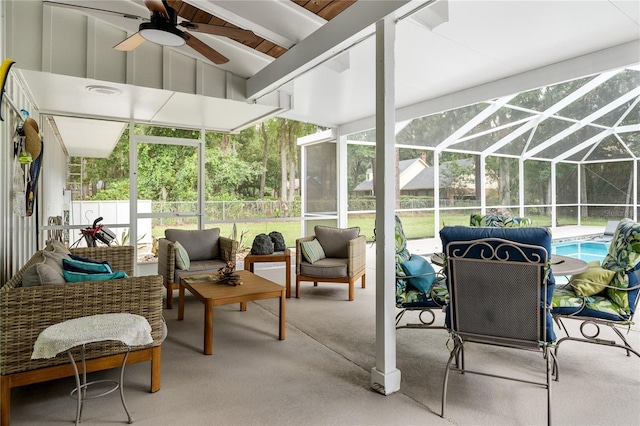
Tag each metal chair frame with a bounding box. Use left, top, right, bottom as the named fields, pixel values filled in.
left=441, top=237, right=557, bottom=425
left=392, top=214, right=448, bottom=331
left=552, top=276, right=640, bottom=367
left=394, top=268, right=447, bottom=330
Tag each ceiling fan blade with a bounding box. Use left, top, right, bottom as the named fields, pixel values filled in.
left=114, top=32, right=146, bottom=51
left=43, top=0, right=146, bottom=20
left=184, top=34, right=229, bottom=64
left=144, top=0, right=170, bottom=19
left=180, top=22, right=259, bottom=43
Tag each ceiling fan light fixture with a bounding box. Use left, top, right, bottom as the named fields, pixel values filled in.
left=139, top=22, right=186, bottom=47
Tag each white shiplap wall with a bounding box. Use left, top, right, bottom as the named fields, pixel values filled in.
left=1, top=69, right=40, bottom=282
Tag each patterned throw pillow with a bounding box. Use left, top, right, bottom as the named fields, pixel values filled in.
left=470, top=214, right=532, bottom=228
left=568, top=260, right=615, bottom=296
left=601, top=218, right=640, bottom=314
left=394, top=215, right=412, bottom=302
left=300, top=239, right=326, bottom=264
left=174, top=241, right=191, bottom=270
left=394, top=215, right=411, bottom=264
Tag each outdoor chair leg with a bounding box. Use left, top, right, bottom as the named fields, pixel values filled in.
left=546, top=349, right=552, bottom=425
left=166, top=286, right=173, bottom=309
left=441, top=337, right=463, bottom=418
left=611, top=326, right=640, bottom=357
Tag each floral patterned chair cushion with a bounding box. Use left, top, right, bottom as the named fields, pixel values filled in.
left=394, top=215, right=447, bottom=308
left=470, top=214, right=532, bottom=228
left=552, top=281, right=637, bottom=322
left=601, top=218, right=640, bottom=314
left=552, top=219, right=640, bottom=320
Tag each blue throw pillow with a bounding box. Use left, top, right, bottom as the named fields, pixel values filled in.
left=400, top=254, right=436, bottom=294
left=63, top=258, right=113, bottom=274
left=63, top=270, right=128, bottom=282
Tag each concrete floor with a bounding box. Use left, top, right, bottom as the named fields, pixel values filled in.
left=8, top=225, right=639, bottom=425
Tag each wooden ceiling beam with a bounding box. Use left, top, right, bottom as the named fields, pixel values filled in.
left=166, top=0, right=357, bottom=60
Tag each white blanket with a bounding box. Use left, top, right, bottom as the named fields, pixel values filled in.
left=32, top=313, right=153, bottom=359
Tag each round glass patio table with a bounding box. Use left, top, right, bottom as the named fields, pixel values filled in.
left=548, top=254, right=588, bottom=276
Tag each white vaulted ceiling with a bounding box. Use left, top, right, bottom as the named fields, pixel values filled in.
left=4, top=0, right=640, bottom=157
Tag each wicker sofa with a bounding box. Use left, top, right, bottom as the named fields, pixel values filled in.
left=0, top=245, right=163, bottom=426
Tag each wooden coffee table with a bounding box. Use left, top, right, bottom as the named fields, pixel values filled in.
left=178, top=270, right=286, bottom=355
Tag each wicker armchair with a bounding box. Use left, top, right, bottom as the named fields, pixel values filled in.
left=157, top=228, right=238, bottom=309
left=295, top=225, right=366, bottom=301
left=0, top=245, right=163, bottom=426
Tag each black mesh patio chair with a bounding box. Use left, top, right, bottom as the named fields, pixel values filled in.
left=439, top=226, right=557, bottom=425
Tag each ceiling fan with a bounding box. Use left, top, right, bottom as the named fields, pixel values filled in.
left=43, top=0, right=260, bottom=64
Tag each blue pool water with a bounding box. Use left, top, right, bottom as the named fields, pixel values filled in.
left=551, top=240, right=609, bottom=263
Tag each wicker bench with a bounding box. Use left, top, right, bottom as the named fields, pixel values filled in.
left=0, top=245, right=163, bottom=426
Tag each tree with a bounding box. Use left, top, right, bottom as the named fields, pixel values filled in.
left=347, top=144, right=375, bottom=193
left=204, top=147, right=262, bottom=196
left=440, top=154, right=476, bottom=200
left=206, top=129, right=265, bottom=198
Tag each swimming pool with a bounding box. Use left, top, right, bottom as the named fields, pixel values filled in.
left=551, top=240, right=609, bottom=263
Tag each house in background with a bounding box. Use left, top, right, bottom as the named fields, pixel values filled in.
left=353, top=154, right=493, bottom=200
left=353, top=153, right=430, bottom=196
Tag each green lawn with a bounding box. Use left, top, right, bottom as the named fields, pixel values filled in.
left=152, top=213, right=610, bottom=250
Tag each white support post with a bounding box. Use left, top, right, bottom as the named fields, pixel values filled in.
left=198, top=129, right=205, bottom=229
left=371, top=17, right=401, bottom=396
left=551, top=161, right=557, bottom=227
left=128, top=121, right=138, bottom=275
left=634, top=160, right=638, bottom=222
left=519, top=158, right=525, bottom=218
left=577, top=164, right=582, bottom=225
left=480, top=155, right=486, bottom=213
left=433, top=151, right=440, bottom=231
left=337, top=131, right=348, bottom=228
left=300, top=144, right=307, bottom=236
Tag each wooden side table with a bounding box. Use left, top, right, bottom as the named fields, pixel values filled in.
left=243, top=248, right=292, bottom=298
